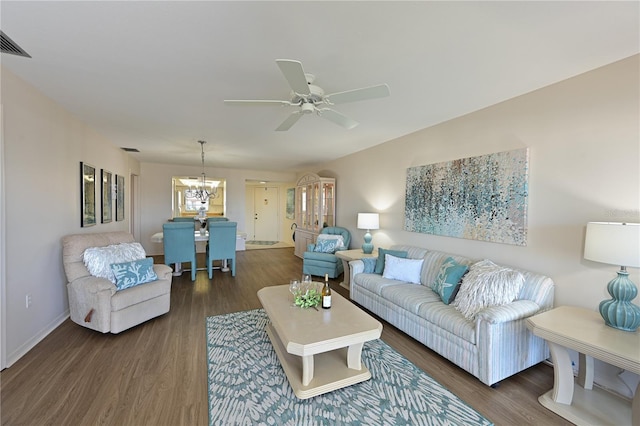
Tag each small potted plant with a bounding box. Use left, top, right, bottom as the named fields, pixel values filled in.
left=293, top=284, right=321, bottom=310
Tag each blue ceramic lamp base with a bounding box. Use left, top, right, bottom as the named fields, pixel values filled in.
left=362, top=230, right=374, bottom=254
left=599, top=269, right=640, bottom=332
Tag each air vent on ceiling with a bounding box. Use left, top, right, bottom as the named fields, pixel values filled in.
left=121, top=147, right=140, bottom=152
left=0, top=31, right=31, bottom=58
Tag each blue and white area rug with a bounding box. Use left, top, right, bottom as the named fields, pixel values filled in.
left=206, top=309, right=493, bottom=425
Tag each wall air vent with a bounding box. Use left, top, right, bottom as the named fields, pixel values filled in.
left=0, top=31, right=31, bottom=58
left=121, top=147, right=140, bottom=152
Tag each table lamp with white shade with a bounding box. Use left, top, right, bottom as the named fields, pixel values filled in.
left=584, top=222, right=640, bottom=332
left=357, top=213, right=379, bottom=254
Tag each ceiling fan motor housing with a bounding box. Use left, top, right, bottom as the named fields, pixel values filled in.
left=291, top=84, right=325, bottom=105
left=301, top=103, right=315, bottom=114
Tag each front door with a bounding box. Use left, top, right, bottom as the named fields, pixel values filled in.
left=253, top=187, right=279, bottom=241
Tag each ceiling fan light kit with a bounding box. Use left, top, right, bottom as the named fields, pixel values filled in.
left=224, top=59, right=389, bottom=131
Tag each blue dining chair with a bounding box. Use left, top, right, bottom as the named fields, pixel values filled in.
left=172, top=217, right=196, bottom=222
left=201, top=217, right=226, bottom=233
left=207, top=220, right=237, bottom=279
left=163, top=222, right=197, bottom=281
left=207, top=217, right=229, bottom=222
left=172, top=216, right=198, bottom=231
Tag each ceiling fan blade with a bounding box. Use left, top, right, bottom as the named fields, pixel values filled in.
left=224, top=100, right=292, bottom=107
left=276, top=59, right=311, bottom=96
left=275, top=111, right=303, bottom=131
left=318, top=108, right=359, bottom=130
left=324, top=83, right=390, bottom=105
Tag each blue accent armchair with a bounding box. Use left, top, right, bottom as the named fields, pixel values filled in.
left=302, top=227, right=351, bottom=279
left=207, top=220, right=237, bottom=279
left=162, top=222, right=197, bottom=281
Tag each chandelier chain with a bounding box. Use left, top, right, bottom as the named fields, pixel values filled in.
left=185, top=140, right=219, bottom=204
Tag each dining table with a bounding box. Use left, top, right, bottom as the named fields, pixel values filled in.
left=150, top=230, right=210, bottom=243
left=151, top=230, right=229, bottom=276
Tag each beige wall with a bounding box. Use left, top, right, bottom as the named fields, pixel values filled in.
left=1, top=67, right=140, bottom=366
left=317, top=55, right=639, bottom=310
left=311, top=55, right=640, bottom=395
left=138, top=162, right=295, bottom=255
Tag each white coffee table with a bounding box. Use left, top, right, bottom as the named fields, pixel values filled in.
left=257, top=284, right=382, bottom=399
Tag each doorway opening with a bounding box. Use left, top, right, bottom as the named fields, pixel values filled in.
left=244, top=181, right=295, bottom=250
left=250, top=186, right=279, bottom=242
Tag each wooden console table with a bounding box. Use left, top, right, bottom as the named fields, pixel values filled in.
left=527, top=306, right=640, bottom=426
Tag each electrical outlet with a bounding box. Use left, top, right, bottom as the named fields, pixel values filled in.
left=25, top=294, right=32, bottom=308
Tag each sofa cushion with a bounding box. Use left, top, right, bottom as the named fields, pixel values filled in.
left=415, top=302, right=477, bottom=344
left=453, top=259, right=525, bottom=320
left=379, top=283, right=441, bottom=315
left=303, top=251, right=340, bottom=264
left=389, top=245, right=429, bottom=260
left=382, top=255, right=424, bottom=284
left=62, top=232, right=136, bottom=283
left=374, top=248, right=408, bottom=274
left=83, top=242, right=146, bottom=283
left=420, top=251, right=475, bottom=289
left=353, top=273, right=407, bottom=297
left=111, top=258, right=158, bottom=291
left=110, top=276, right=172, bottom=312
left=432, top=257, right=469, bottom=304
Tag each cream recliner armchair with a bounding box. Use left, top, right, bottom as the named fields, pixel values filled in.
left=62, top=232, right=172, bottom=333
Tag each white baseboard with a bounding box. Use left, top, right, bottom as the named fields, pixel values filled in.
left=6, top=310, right=69, bottom=368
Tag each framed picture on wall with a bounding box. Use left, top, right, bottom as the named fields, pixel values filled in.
left=286, top=187, right=295, bottom=219
left=80, top=162, right=96, bottom=227
left=404, top=148, right=529, bottom=246
left=101, top=169, right=113, bottom=223
left=116, top=174, right=125, bottom=221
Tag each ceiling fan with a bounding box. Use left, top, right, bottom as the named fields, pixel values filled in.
left=224, top=59, right=390, bottom=131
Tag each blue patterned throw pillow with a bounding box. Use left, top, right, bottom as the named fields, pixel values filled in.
left=374, top=248, right=408, bottom=274
left=361, top=257, right=377, bottom=273
left=110, top=258, right=158, bottom=291
left=432, top=257, right=469, bottom=304
left=314, top=237, right=341, bottom=253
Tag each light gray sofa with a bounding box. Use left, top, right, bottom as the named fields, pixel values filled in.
left=62, top=232, right=172, bottom=333
left=349, top=245, right=555, bottom=387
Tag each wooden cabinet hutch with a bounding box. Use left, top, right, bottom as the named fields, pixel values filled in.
left=294, top=173, right=336, bottom=258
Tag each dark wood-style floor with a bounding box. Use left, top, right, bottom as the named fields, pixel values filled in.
left=1, top=248, right=571, bottom=426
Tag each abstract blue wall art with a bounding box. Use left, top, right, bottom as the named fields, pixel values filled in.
left=404, top=148, right=529, bottom=246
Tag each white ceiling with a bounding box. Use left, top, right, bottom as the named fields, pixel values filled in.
left=2, top=1, right=638, bottom=172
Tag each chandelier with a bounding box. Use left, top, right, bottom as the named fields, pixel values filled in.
left=185, top=140, right=219, bottom=204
